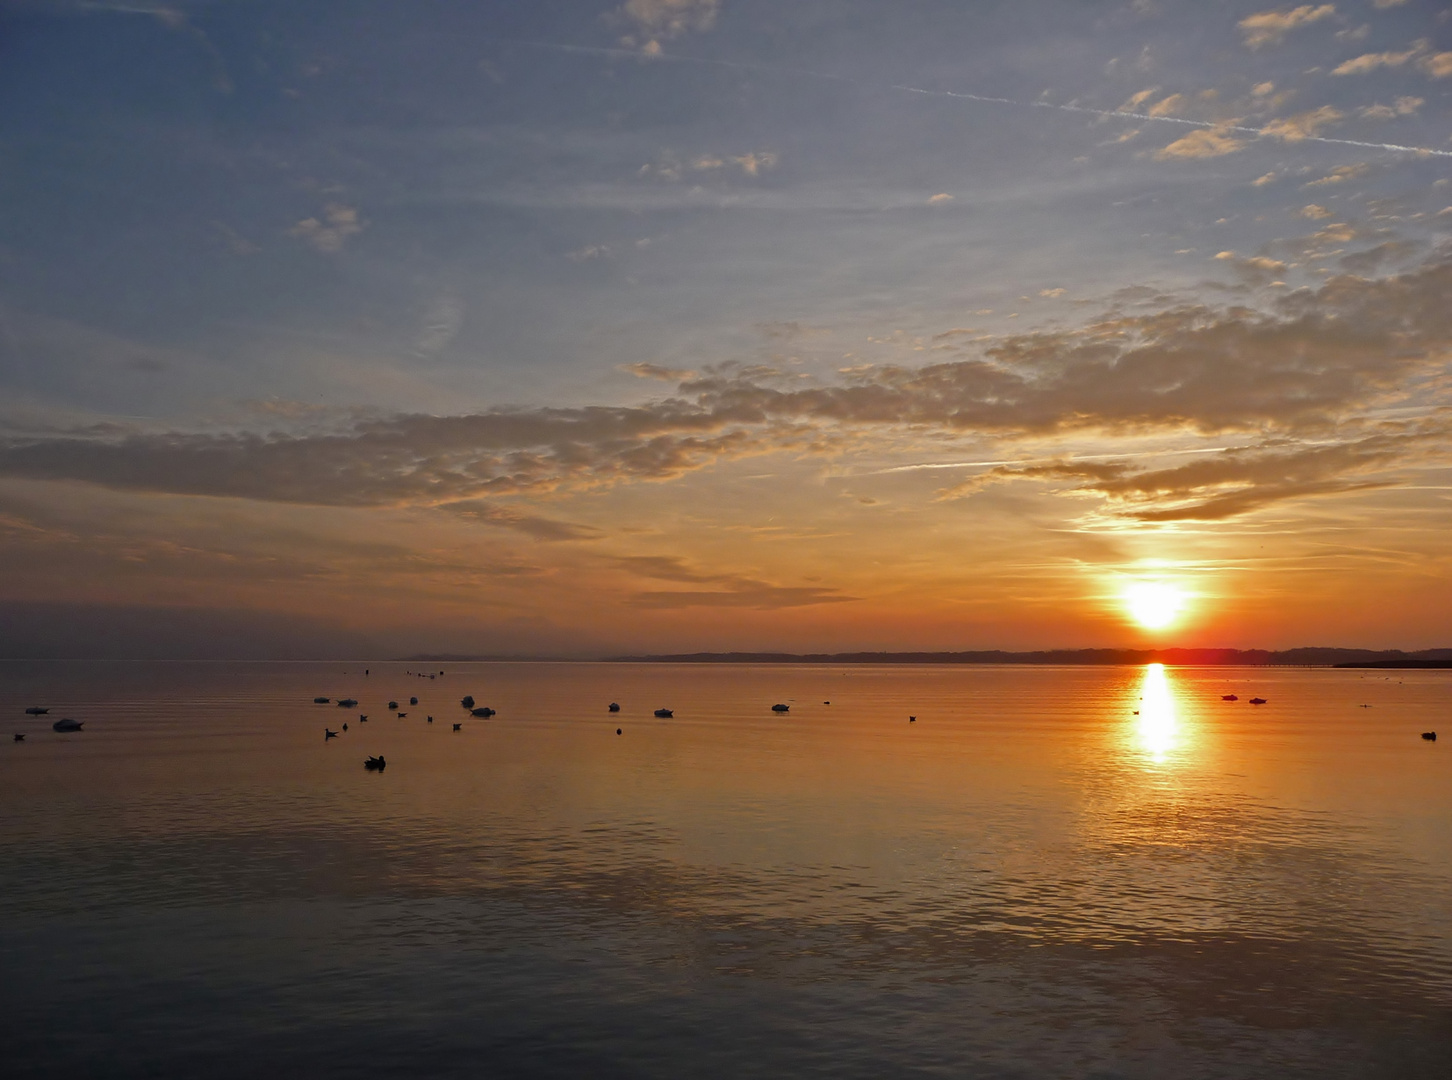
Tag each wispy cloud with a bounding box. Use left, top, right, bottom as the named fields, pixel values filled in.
left=288, top=204, right=365, bottom=253
left=1238, top=5, right=1337, bottom=50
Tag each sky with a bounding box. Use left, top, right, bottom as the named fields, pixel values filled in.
left=1, top=0, right=1451, bottom=658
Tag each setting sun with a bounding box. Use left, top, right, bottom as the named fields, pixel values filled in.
left=1124, top=582, right=1186, bottom=630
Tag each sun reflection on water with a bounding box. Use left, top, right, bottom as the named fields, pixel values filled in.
left=1136, top=662, right=1178, bottom=763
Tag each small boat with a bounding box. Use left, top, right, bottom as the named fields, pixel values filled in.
left=1422, top=731, right=1438, bottom=741
left=409, top=697, right=418, bottom=706
left=325, top=728, right=339, bottom=739
left=608, top=702, right=620, bottom=712
left=24, top=707, right=49, bottom=715
left=1222, top=694, right=1238, bottom=701
left=470, top=707, right=496, bottom=717
left=771, top=704, right=790, bottom=713
left=313, top=697, right=330, bottom=704
left=654, top=708, right=673, bottom=718
left=364, top=755, right=386, bottom=770
left=1249, top=697, right=1267, bottom=705
left=461, top=696, right=475, bottom=709
left=387, top=700, right=398, bottom=710
left=52, top=718, right=84, bottom=732
left=337, top=698, right=358, bottom=708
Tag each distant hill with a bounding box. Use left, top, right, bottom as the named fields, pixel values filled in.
left=605, top=648, right=1452, bottom=667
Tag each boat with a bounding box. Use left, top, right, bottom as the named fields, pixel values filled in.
left=52, top=718, right=84, bottom=732
left=1249, top=697, right=1267, bottom=705
left=771, top=704, right=790, bottom=713
left=337, top=698, right=358, bottom=708
left=24, top=707, right=49, bottom=715
left=1221, top=694, right=1238, bottom=701
left=470, top=707, right=496, bottom=717
left=654, top=708, right=673, bottom=718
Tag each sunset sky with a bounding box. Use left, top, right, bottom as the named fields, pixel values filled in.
left=2, top=0, right=1451, bottom=657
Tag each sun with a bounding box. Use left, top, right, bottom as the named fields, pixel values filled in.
left=1124, top=581, right=1186, bottom=630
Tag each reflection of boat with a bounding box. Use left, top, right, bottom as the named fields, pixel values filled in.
left=52, top=718, right=84, bottom=732
left=1221, top=694, right=1238, bottom=701
left=772, top=704, right=790, bottom=713
left=1249, top=697, right=1267, bottom=705
left=24, top=707, right=49, bottom=715
left=337, top=698, right=358, bottom=708
left=654, top=708, right=673, bottom=718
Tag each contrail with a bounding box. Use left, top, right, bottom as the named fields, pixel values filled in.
left=505, top=39, right=1452, bottom=160
left=891, top=84, right=1452, bottom=159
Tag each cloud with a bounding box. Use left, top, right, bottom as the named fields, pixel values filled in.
left=1304, top=163, right=1368, bottom=186
left=1331, top=40, right=1425, bottom=75
left=621, top=362, right=696, bottom=381
left=612, top=554, right=854, bottom=609
left=928, top=193, right=954, bottom=204
left=1253, top=171, right=1280, bottom=186
left=1260, top=106, right=1345, bottom=141
left=1154, top=125, right=1245, bottom=159
left=1421, top=52, right=1452, bottom=79
left=443, top=502, right=605, bottom=542
left=936, top=424, right=1439, bottom=522
left=1300, top=204, right=1333, bottom=219
left=4, top=258, right=1452, bottom=525
left=288, top=203, right=365, bottom=253
left=616, top=0, right=719, bottom=52
left=641, top=149, right=777, bottom=182
left=1359, top=96, right=1423, bottom=119
left=1238, top=5, right=1336, bottom=50
left=1147, top=93, right=1187, bottom=117
left=566, top=244, right=610, bottom=263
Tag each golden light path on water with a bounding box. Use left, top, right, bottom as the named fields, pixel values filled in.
left=1135, top=662, right=1179, bottom=763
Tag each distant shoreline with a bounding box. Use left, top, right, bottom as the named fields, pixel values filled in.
left=402, top=648, right=1452, bottom=667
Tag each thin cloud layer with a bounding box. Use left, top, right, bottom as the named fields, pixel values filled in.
left=3, top=258, right=1451, bottom=523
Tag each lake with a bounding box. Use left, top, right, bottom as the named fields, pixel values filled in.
left=1, top=661, right=1448, bottom=1078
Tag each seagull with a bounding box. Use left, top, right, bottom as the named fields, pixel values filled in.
left=13, top=733, right=24, bottom=742
left=325, top=728, right=339, bottom=739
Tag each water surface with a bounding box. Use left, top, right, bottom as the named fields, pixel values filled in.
left=1, top=661, right=1448, bottom=1078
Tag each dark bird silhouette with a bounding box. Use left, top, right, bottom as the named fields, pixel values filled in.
left=410, top=696, right=418, bottom=705
left=909, top=715, right=916, bottom=722
left=359, top=714, right=368, bottom=722
left=453, top=722, right=462, bottom=731
left=342, top=723, right=348, bottom=731
left=337, top=698, right=358, bottom=708
left=1249, top=697, right=1267, bottom=705
left=471, top=707, right=495, bottom=717
left=364, top=755, right=386, bottom=770
left=609, top=702, right=620, bottom=712
left=654, top=708, right=673, bottom=718
left=325, top=728, right=339, bottom=739
left=1423, top=731, right=1438, bottom=741
left=388, top=700, right=398, bottom=710
left=396, top=711, right=407, bottom=718
left=1222, top=695, right=1238, bottom=701
left=616, top=728, right=622, bottom=735
left=461, top=695, right=475, bottom=709
left=314, top=697, right=330, bottom=704
left=13, top=733, right=24, bottom=742
left=427, top=715, right=433, bottom=723
left=772, top=704, right=790, bottom=713
left=52, top=718, right=83, bottom=732
left=24, top=707, right=48, bottom=715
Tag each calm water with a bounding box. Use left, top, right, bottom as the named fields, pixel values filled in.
left=1, top=661, right=1448, bottom=1078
